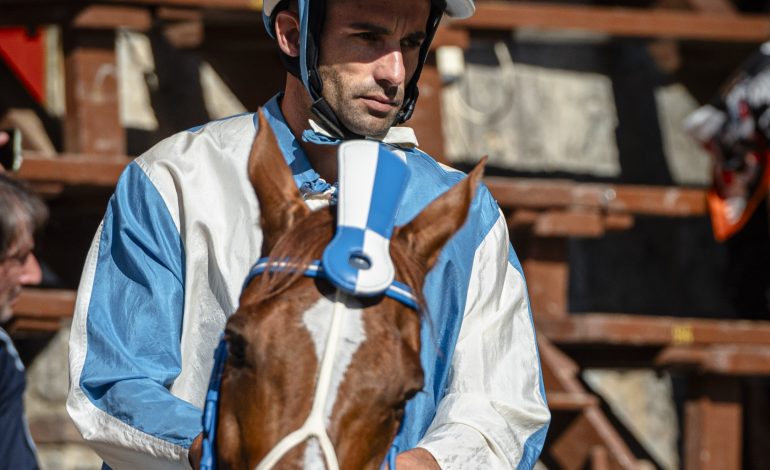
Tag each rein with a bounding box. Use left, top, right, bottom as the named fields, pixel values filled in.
left=199, top=258, right=418, bottom=470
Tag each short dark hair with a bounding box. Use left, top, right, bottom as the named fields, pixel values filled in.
left=0, top=174, right=47, bottom=258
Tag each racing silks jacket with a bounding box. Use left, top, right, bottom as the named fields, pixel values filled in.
left=67, top=95, right=550, bottom=469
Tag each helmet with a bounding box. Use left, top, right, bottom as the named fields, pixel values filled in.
left=262, top=0, right=475, bottom=139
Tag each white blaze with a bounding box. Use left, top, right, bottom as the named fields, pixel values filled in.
left=301, top=295, right=367, bottom=467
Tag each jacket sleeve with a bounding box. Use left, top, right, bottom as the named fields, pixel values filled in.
left=417, top=213, right=551, bottom=469
left=67, top=162, right=200, bottom=469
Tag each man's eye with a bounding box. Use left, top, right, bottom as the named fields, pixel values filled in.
left=356, top=32, right=379, bottom=42
left=12, top=252, right=30, bottom=265
left=402, top=38, right=424, bottom=50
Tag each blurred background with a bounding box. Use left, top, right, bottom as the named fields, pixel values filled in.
left=1, top=0, right=769, bottom=468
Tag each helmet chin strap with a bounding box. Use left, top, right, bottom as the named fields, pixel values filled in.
left=311, top=97, right=362, bottom=141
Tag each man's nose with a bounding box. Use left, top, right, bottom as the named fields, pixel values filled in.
left=19, top=253, right=42, bottom=286
left=374, top=49, right=405, bottom=87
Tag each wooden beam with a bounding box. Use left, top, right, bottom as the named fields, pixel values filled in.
left=540, top=313, right=770, bottom=347
left=533, top=210, right=605, bottom=238
left=0, top=0, right=260, bottom=9
left=684, top=375, right=742, bottom=470
left=18, top=152, right=131, bottom=186
left=116, top=0, right=261, bottom=9
left=523, top=237, right=568, bottom=319
left=7, top=318, right=63, bottom=333
left=684, top=0, right=736, bottom=14
left=538, top=335, right=640, bottom=469
left=13, top=288, right=76, bottom=320
left=72, top=5, right=152, bottom=30
left=62, top=27, right=124, bottom=156
left=451, top=2, right=770, bottom=43
left=658, top=345, right=770, bottom=375
left=7, top=288, right=76, bottom=334
left=0, top=4, right=151, bottom=30
left=548, top=392, right=599, bottom=411
left=486, top=177, right=707, bottom=217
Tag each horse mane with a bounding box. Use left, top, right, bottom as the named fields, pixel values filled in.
left=248, top=206, right=428, bottom=311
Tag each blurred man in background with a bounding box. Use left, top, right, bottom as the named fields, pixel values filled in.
left=0, top=149, right=47, bottom=469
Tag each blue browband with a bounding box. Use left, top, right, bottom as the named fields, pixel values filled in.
left=242, top=258, right=420, bottom=310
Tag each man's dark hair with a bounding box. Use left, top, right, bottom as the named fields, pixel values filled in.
left=0, top=174, right=47, bottom=258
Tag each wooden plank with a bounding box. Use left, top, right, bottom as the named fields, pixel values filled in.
left=549, top=413, right=597, bottom=470
left=13, top=288, right=76, bottom=319
left=18, top=152, right=131, bottom=186
left=538, top=334, right=584, bottom=394
left=534, top=210, right=605, bottom=238
left=658, top=345, right=770, bottom=375
left=0, top=0, right=260, bottom=9
left=115, top=0, right=261, bottom=9
left=7, top=318, right=63, bottom=333
left=548, top=391, right=599, bottom=411
left=549, top=409, right=638, bottom=470
left=540, top=314, right=770, bottom=347
left=684, top=0, right=736, bottom=14
left=485, top=177, right=707, bottom=217
left=523, top=237, right=568, bottom=319
left=63, top=28, right=125, bottom=155
left=684, top=375, right=742, bottom=470
left=590, top=446, right=611, bottom=470
left=452, top=2, right=770, bottom=43
left=0, top=4, right=151, bottom=30
left=72, top=5, right=152, bottom=30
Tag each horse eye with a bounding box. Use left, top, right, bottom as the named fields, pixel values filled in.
left=226, top=331, right=248, bottom=368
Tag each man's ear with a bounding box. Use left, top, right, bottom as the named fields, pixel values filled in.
left=274, top=10, right=301, bottom=58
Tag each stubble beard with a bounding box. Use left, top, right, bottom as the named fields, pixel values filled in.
left=319, top=67, right=402, bottom=138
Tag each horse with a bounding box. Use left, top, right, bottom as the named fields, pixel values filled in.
left=206, top=110, right=483, bottom=469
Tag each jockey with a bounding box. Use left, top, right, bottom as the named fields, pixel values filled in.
left=67, top=0, right=550, bottom=468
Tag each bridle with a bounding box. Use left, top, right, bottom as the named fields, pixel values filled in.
left=199, top=258, right=418, bottom=470
left=200, top=140, right=418, bottom=470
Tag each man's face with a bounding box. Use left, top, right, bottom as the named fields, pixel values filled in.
left=317, top=0, right=431, bottom=138
left=0, top=227, right=41, bottom=323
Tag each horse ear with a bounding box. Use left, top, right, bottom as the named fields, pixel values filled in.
left=249, top=110, right=310, bottom=256
left=395, top=158, right=486, bottom=270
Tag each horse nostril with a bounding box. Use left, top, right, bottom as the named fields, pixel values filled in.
left=348, top=252, right=371, bottom=270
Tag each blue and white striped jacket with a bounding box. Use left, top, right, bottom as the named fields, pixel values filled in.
left=67, top=95, right=549, bottom=469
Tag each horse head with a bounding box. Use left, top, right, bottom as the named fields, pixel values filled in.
left=215, top=111, right=483, bottom=469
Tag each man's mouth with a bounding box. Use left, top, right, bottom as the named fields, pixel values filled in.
left=360, top=95, right=399, bottom=115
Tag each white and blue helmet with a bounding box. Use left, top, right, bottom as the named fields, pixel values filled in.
left=262, top=0, right=475, bottom=138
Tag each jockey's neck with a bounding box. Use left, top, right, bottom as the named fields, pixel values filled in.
left=281, top=75, right=339, bottom=183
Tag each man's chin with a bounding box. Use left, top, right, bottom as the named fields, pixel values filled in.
left=342, top=114, right=397, bottom=139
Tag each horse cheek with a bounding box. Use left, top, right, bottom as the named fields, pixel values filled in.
left=216, top=401, right=244, bottom=469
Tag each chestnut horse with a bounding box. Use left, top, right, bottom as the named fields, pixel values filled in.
left=208, top=111, right=483, bottom=469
